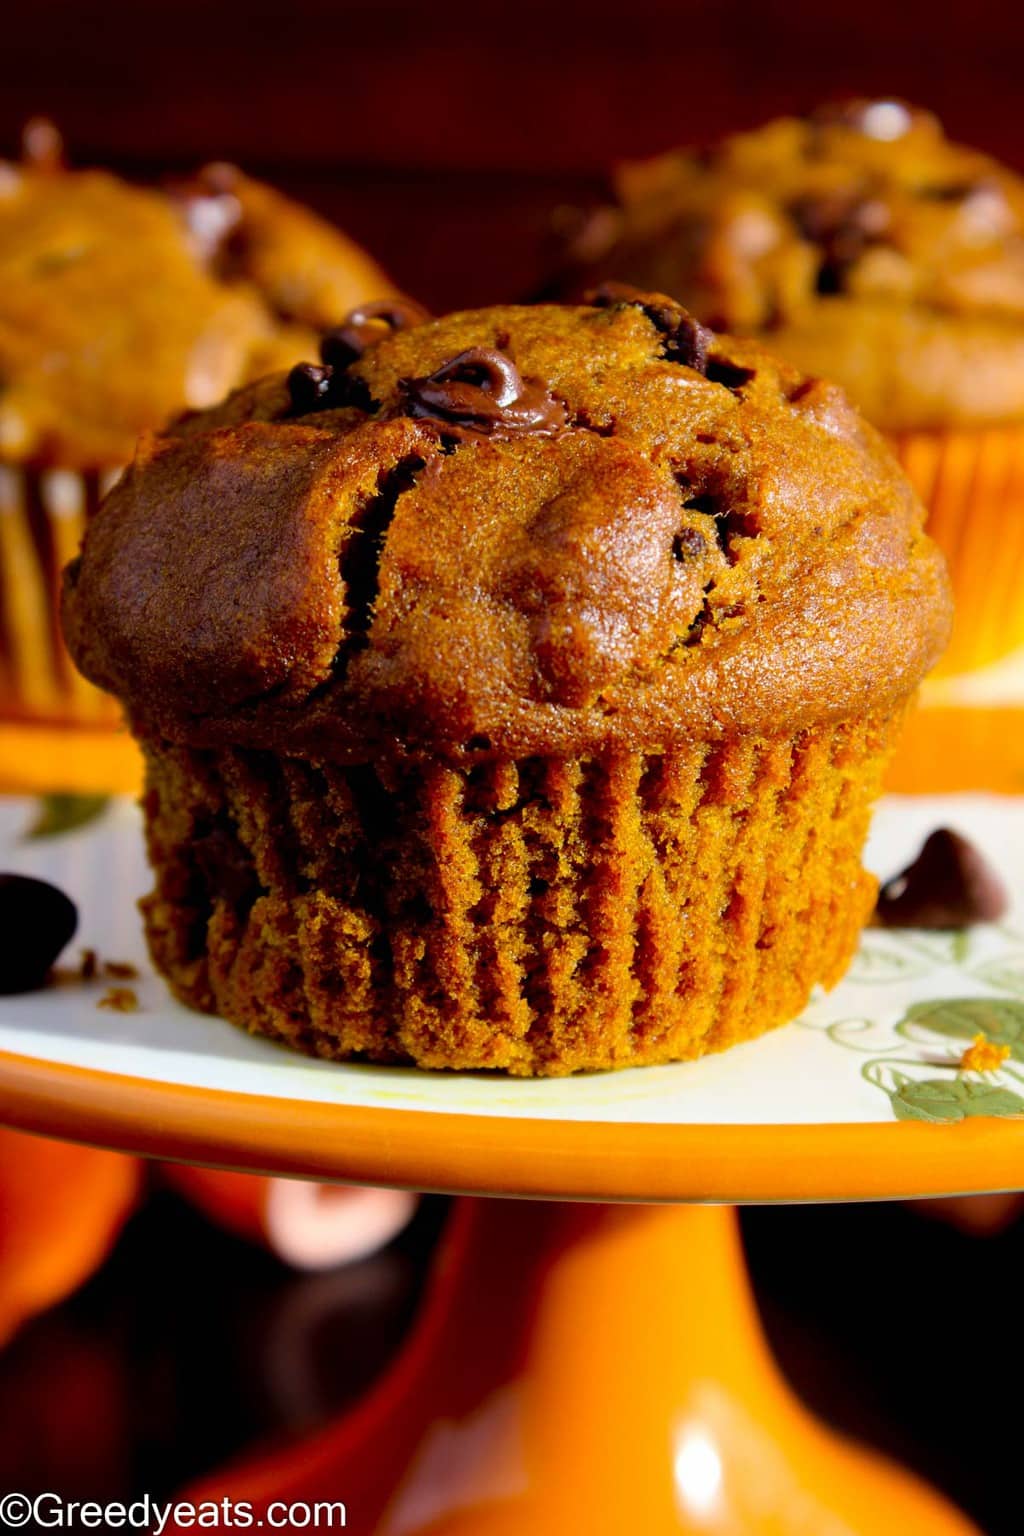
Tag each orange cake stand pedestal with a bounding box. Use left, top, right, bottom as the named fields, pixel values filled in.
left=180, top=1198, right=974, bottom=1536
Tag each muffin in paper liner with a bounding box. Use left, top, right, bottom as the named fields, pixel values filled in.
left=0, top=125, right=397, bottom=738
left=62, top=295, right=951, bottom=1075
left=0, top=463, right=123, bottom=725
left=889, top=427, right=1024, bottom=679
left=139, top=713, right=900, bottom=1076
left=554, top=102, right=1024, bottom=681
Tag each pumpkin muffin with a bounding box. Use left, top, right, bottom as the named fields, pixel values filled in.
left=63, top=291, right=951, bottom=1075
left=562, top=101, right=1024, bottom=676
left=0, top=121, right=396, bottom=734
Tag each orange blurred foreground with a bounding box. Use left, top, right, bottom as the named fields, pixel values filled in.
left=0, top=1127, right=139, bottom=1346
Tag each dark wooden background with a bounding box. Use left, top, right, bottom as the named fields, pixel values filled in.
left=4, top=5, right=1024, bottom=1530
left=4, top=0, right=1024, bottom=311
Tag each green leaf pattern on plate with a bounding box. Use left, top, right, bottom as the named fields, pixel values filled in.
left=891, top=1076, right=1024, bottom=1124
left=970, top=955, right=1024, bottom=999
left=824, top=1017, right=907, bottom=1054
left=899, top=997, right=1024, bottom=1060
left=844, top=937, right=933, bottom=985
left=25, top=794, right=111, bottom=840
left=808, top=903, right=1024, bottom=1121
left=894, top=929, right=975, bottom=967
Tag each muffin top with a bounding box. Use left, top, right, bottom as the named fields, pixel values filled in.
left=566, top=102, right=1024, bottom=431
left=63, top=290, right=951, bottom=761
left=0, top=125, right=395, bottom=467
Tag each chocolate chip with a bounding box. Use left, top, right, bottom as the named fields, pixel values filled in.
left=683, top=597, right=713, bottom=647
left=679, top=485, right=756, bottom=559
left=587, top=280, right=649, bottom=308
left=402, top=347, right=567, bottom=438
left=420, top=348, right=521, bottom=407
left=705, top=357, right=756, bottom=391
left=786, top=378, right=817, bottom=406
left=681, top=492, right=719, bottom=517
left=0, top=873, right=78, bottom=993
left=195, top=161, right=240, bottom=195
left=875, top=828, right=1010, bottom=930
left=809, top=99, right=915, bottom=142
left=320, top=298, right=430, bottom=370
left=21, top=117, right=64, bottom=172
left=920, top=181, right=980, bottom=202
left=170, top=166, right=244, bottom=266
left=287, top=362, right=336, bottom=415
left=789, top=192, right=891, bottom=295
left=660, top=311, right=711, bottom=373
left=587, top=283, right=712, bottom=374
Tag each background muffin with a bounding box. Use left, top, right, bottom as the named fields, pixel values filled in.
left=0, top=122, right=396, bottom=741
left=63, top=292, right=951, bottom=1075
left=562, top=101, right=1024, bottom=677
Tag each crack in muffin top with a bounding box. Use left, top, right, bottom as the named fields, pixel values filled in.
left=62, top=293, right=952, bottom=761
left=562, top=102, right=1024, bottom=429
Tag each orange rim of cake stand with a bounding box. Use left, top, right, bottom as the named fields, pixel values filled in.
left=2, top=1048, right=1024, bottom=1202
left=0, top=722, right=143, bottom=796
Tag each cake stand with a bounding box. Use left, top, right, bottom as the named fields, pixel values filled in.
left=2, top=791, right=1023, bottom=1534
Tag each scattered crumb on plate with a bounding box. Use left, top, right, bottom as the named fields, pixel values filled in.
left=98, top=986, right=140, bottom=1013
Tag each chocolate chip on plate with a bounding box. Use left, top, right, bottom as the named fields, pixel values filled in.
left=0, top=873, right=78, bottom=993
left=875, top=828, right=1010, bottom=930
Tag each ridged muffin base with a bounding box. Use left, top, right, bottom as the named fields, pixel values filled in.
left=140, top=714, right=903, bottom=1076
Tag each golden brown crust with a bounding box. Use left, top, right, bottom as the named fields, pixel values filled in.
left=566, top=102, right=1024, bottom=430
left=63, top=296, right=952, bottom=759
left=0, top=144, right=395, bottom=467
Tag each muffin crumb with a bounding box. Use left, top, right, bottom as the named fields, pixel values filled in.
left=98, top=986, right=139, bottom=1013
left=103, top=959, right=139, bottom=980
